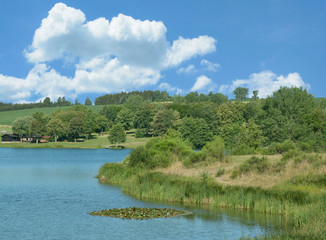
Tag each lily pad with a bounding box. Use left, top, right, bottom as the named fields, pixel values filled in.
left=89, top=207, right=193, bottom=220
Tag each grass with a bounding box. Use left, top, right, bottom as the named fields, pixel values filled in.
left=0, top=125, right=12, bottom=133
left=0, top=105, right=105, bottom=125
left=98, top=149, right=326, bottom=239
left=0, top=131, right=156, bottom=149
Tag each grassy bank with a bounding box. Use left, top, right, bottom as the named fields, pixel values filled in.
left=0, top=132, right=154, bottom=149
left=97, top=138, right=326, bottom=239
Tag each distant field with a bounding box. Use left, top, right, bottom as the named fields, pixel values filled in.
left=0, top=105, right=106, bottom=125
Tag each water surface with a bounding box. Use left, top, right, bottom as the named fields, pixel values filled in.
left=0, top=148, right=286, bottom=239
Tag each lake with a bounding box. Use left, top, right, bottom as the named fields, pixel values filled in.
left=0, top=148, right=287, bottom=239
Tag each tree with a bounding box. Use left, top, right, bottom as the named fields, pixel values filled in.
left=233, top=87, right=249, bottom=100
left=115, top=108, right=135, bottom=130
left=12, top=116, right=33, bottom=142
left=83, top=110, right=97, bottom=140
left=124, top=95, right=144, bottom=111
left=30, top=112, right=48, bottom=143
left=208, top=92, right=228, bottom=105
left=100, top=105, right=121, bottom=122
left=68, top=117, right=84, bottom=142
left=179, top=117, right=213, bottom=149
left=85, top=97, right=92, bottom=106
left=260, top=87, right=316, bottom=143
left=108, top=123, right=126, bottom=147
left=152, top=109, right=181, bottom=136
left=185, top=92, right=199, bottom=103
left=134, top=104, right=155, bottom=134
left=43, top=97, right=52, bottom=107
left=252, top=90, right=259, bottom=99
left=47, top=118, right=65, bottom=142
left=95, top=115, right=111, bottom=135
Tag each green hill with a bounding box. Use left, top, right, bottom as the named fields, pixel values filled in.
left=0, top=105, right=105, bottom=126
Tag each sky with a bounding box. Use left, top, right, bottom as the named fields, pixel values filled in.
left=0, top=0, right=325, bottom=103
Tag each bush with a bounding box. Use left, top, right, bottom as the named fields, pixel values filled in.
left=128, top=137, right=193, bottom=169
left=239, top=156, right=270, bottom=174
left=202, top=137, right=225, bottom=161
left=262, top=139, right=297, bottom=154
left=232, top=144, right=257, bottom=155
left=135, top=129, right=145, bottom=138
left=128, top=146, right=149, bottom=168
left=215, top=168, right=226, bottom=177
left=183, top=151, right=207, bottom=167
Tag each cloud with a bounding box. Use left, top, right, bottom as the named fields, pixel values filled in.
left=221, top=71, right=310, bottom=98
left=0, top=3, right=217, bottom=102
left=159, top=82, right=183, bottom=94
left=201, top=59, right=220, bottom=72
left=177, top=64, right=196, bottom=74
left=165, top=36, right=216, bottom=68
left=191, top=75, right=213, bottom=92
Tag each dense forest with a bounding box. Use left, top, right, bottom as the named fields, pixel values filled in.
left=8, top=87, right=326, bottom=153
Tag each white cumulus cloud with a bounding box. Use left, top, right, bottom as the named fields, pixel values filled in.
left=159, top=82, right=183, bottom=94
left=177, top=64, right=196, bottom=74
left=0, top=3, right=217, bottom=102
left=165, top=36, right=216, bottom=68
left=201, top=59, right=220, bottom=72
left=221, top=71, right=310, bottom=98
left=191, top=75, right=213, bottom=92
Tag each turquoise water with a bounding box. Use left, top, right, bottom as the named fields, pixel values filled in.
left=0, top=148, right=285, bottom=239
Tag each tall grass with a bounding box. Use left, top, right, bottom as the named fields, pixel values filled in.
left=98, top=161, right=326, bottom=239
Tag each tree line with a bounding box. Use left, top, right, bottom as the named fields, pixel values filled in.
left=1, top=87, right=256, bottom=112
left=10, top=87, right=326, bottom=152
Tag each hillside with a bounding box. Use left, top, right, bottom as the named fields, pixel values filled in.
left=0, top=105, right=104, bottom=125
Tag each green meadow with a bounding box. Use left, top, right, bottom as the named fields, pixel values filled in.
left=0, top=105, right=105, bottom=125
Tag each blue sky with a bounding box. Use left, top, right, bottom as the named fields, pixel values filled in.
left=0, top=0, right=325, bottom=103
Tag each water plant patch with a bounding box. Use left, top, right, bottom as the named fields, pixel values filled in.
left=89, top=207, right=193, bottom=219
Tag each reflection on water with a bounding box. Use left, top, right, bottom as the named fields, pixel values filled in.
left=0, top=148, right=289, bottom=239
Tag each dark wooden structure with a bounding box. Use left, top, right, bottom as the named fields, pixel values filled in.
left=1, top=134, right=20, bottom=142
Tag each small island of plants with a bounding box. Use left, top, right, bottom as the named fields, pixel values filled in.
left=89, top=207, right=192, bottom=220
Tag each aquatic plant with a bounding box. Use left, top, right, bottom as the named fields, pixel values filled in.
left=89, top=207, right=192, bottom=220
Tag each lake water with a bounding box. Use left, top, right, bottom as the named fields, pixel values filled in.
left=0, top=148, right=287, bottom=239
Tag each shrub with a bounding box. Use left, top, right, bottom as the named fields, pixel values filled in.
left=183, top=151, right=207, bottom=167
left=202, top=137, right=225, bottom=161
left=239, top=156, right=270, bottom=174
left=128, top=146, right=149, bottom=168
left=232, top=144, right=257, bottom=155
left=215, top=168, right=225, bottom=177
left=135, top=129, right=145, bottom=138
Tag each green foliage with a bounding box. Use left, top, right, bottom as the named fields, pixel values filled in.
left=233, top=87, right=249, bottom=100
left=68, top=116, right=84, bottom=142
left=252, top=90, right=259, bottom=99
left=128, top=138, right=193, bottom=169
left=237, top=156, right=270, bottom=175
left=135, top=129, right=146, bottom=138
left=262, top=140, right=297, bottom=155
left=215, top=168, right=226, bottom=177
left=152, top=109, right=180, bottom=136
left=108, top=123, right=126, bottom=146
left=202, top=136, right=225, bottom=161
left=133, top=104, right=155, bottom=133
left=261, top=87, right=317, bottom=143
left=12, top=116, right=34, bottom=140
left=47, top=118, right=65, bottom=142
left=84, top=97, right=92, bottom=106
left=115, top=108, right=135, bottom=130
left=179, top=117, right=213, bottom=149
left=100, top=105, right=121, bottom=123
